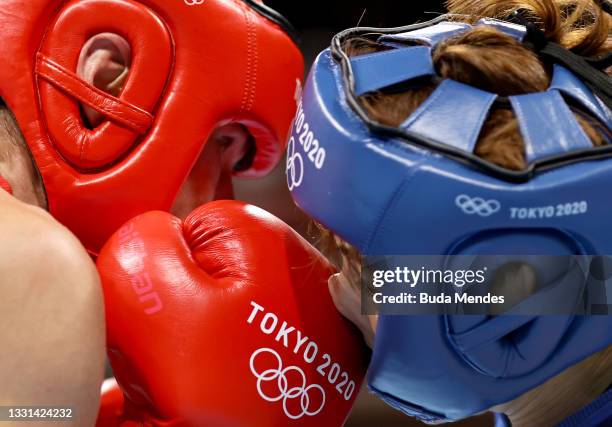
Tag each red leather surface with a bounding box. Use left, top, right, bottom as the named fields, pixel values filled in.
left=96, top=378, right=125, bottom=427
left=0, top=0, right=304, bottom=252
left=0, top=175, right=12, bottom=194
left=37, top=54, right=155, bottom=143
left=97, top=201, right=369, bottom=426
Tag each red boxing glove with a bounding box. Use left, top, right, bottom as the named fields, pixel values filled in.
left=96, top=379, right=124, bottom=427
left=97, top=201, right=369, bottom=426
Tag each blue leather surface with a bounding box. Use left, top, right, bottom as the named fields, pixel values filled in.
left=402, top=79, right=497, bottom=153
left=510, top=91, right=593, bottom=162
left=476, top=17, right=527, bottom=41
left=550, top=65, right=612, bottom=130
left=379, top=21, right=471, bottom=47
left=351, top=46, right=434, bottom=95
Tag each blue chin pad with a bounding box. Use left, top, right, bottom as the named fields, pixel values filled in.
left=288, top=16, right=612, bottom=423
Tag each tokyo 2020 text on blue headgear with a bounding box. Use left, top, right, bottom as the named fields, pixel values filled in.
left=286, top=15, right=612, bottom=423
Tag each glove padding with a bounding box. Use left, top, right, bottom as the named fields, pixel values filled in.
left=96, top=379, right=124, bottom=427
left=97, top=201, right=369, bottom=426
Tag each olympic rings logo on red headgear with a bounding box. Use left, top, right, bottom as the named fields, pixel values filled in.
left=184, top=0, right=205, bottom=6
left=249, top=348, right=326, bottom=420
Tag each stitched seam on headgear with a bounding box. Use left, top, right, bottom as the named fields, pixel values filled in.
left=240, top=7, right=256, bottom=113
left=363, top=167, right=420, bottom=253
left=549, top=90, right=592, bottom=144
left=468, top=93, right=496, bottom=154
left=511, top=97, right=533, bottom=161
left=247, top=10, right=258, bottom=111
left=402, top=81, right=447, bottom=129
left=36, top=54, right=153, bottom=133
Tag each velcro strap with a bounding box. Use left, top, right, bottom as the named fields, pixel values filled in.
left=510, top=91, right=593, bottom=162
left=550, top=64, right=612, bottom=128
left=401, top=79, right=497, bottom=153
left=35, top=53, right=153, bottom=134
left=351, top=47, right=434, bottom=96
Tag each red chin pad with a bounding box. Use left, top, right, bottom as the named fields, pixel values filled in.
left=0, top=175, right=12, bottom=195
left=0, top=0, right=304, bottom=252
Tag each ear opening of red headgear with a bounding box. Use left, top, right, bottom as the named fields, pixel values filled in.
left=232, top=118, right=282, bottom=178
left=36, top=0, right=172, bottom=171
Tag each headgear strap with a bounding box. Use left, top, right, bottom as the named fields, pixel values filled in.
left=509, top=9, right=612, bottom=107
left=597, top=0, right=612, bottom=15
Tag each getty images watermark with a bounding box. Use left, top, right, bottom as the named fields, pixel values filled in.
left=361, top=255, right=612, bottom=316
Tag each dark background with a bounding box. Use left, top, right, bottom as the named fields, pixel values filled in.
left=235, top=1, right=494, bottom=426
left=265, top=1, right=448, bottom=66
left=265, top=1, right=446, bottom=31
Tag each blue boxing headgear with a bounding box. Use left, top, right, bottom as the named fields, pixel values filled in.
left=286, top=15, right=612, bottom=423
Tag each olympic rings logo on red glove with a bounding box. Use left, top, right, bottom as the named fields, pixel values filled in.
left=250, top=348, right=326, bottom=420
left=184, top=0, right=205, bottom=6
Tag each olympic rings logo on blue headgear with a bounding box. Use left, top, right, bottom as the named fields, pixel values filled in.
left=286, top=137, right=304, bottom=191
left=455, top=194, right=501, bottom=217
left=250, top=348, right=326, bottom=420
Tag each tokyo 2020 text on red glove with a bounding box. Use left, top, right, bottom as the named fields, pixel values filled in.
left=96, top=200, right=369, bottom=426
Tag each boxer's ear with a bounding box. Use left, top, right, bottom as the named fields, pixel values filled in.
left=76, top=33, right=131, bottom=128
left=213, top=124, right=252, bottom=172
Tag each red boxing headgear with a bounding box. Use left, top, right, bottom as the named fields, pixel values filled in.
left=0, top=0, right=303, bottom=253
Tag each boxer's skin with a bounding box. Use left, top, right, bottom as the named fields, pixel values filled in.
left=0, top=109, right=46, bottom=208
left=170, top=122, right=250, bottom=218
left=0, top=110, right=105, bottom=426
